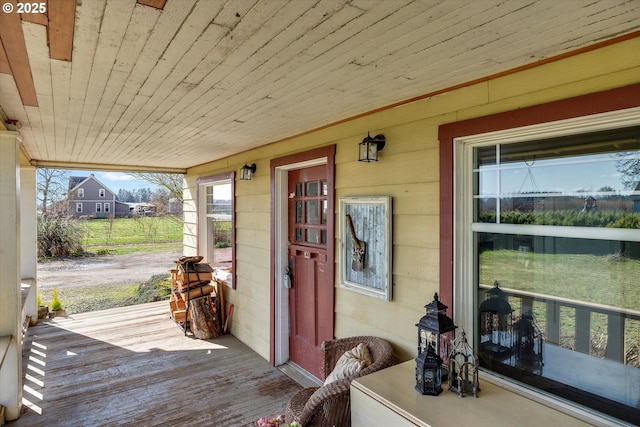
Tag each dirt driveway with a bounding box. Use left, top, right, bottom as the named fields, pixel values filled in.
left=37, top=249, right=183, bottom=290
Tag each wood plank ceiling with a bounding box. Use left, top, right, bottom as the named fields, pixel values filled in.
left=0, top=0, right=639, bottom=172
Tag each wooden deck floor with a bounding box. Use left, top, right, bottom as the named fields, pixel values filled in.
left=7, top=301, right=302, bottom=427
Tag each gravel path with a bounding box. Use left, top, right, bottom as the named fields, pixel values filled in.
left=37, top=249, right=183, bottom=290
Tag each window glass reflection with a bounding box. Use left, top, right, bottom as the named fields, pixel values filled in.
left=306, top=201, right=319, bottom=224
left=307, top=229, right=319, bottom=244
left=307, top=181, right=319, bottom=197
left=476, top=234, right=640, bottom=413
left=475, top=128, right=640, bottom=227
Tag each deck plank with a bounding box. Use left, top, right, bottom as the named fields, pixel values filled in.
left=8, top=301, right=301, bottom=427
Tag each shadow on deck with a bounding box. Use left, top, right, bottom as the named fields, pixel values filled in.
left=7, top=301, right=302, bottom=427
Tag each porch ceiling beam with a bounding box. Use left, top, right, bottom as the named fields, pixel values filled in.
left=20, top=11, right=48, bottom=26
left=0, top=1, right=38, bottom=106
left=0, top=38, right=10, bottom=74
left=48, top=0, right=76, bottom=61
left=137, top=0, right=167, bottom=10
left=29, top=159, right=186, bottom=174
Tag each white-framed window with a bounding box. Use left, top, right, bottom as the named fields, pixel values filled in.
left=104, top=203, right=110, bottom=213
left=454, top=109, right=640, bottom=424
left=78, top=188, right=84, bottom=198
left=198, top=173, right=235, bottom=288
left=96, top=203, right=102, bottom=213
left=76, top=203, right=82, bottom=213
left=99, top=188, right=105, bottom=197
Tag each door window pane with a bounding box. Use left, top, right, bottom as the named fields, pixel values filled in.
left=322, top=200, right=328, bottom=224
left=307, top=229, right=319, bottom=244
left=306, top=181, right=319, bottom=197
left=306, top=201, right=319, bottom=224
left=289, top=172, right=328, bottom=248
left=296, top=202, right=303, bottom=223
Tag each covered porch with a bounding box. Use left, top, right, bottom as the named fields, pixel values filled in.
left=7, top=301, right=303, bottom=426
left=2, top=0, right=640, bottom=424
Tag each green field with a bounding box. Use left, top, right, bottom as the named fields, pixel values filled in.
left=79, top=216, right=182, bottom=254
left=40, top=274, right=173, bottom=315
left=480, top=250, right=640, bottom=366
left=480, top=250, right=640, bottom=310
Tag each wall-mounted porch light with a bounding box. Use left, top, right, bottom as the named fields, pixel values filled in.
left=240, top=163, right=257, bottom=180
left=358, top=132, right=386, bottom=162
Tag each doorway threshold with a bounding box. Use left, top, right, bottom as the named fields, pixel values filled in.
left=278, top=361, right=322, bottom=388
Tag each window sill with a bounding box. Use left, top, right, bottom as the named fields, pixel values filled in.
left=351, top=361, right=600, bottom=427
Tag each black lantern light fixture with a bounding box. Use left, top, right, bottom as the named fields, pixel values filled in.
left=479, top=281, right=514, bottom=360
left=448, top=329, right=480, bottom=398
left=415, top=344, right=443, bottom=396
left=416, top=293, right=457, bottom=379
left=240, top=163, right=257, bottom=180
left=358, top=132, right=385, bottom=162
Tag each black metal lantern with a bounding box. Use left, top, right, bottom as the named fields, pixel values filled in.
left=448, top=329, right=480, bottom=398
left=479, top=281, right=514, bottom=359
left=358, top=132, right=385, bottom=162
left=416, top=293, right=457, bottom=372
left=513, top=311, right=544, bottom=371
left=240, top=163, right=256, bottom=180
left=415, top=344, right=443, bottom=396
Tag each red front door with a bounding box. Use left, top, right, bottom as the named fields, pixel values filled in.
left=287, top=165, right=333, bottom=379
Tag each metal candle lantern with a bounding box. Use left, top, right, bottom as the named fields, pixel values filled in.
left=416, top=293, right=457, bottom=373
left=415, top=344, right=443, bottom=395
left=448, top=329, right=479, bottom=398
left=513, top=311, right=544, bottom=371
left=479, top=281, right=514, bottom=359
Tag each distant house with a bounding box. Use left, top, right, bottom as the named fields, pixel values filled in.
left=127, top=202, right=156, bottom=216
left=67, top=174, right=130, bottom=218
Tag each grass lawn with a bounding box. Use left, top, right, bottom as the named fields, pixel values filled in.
left=40, top=274, right=173, bottom=315
left=480, top=250, right=640, bottom=310
left=79, top=216, right=182, bottom=253
left=480, top=249, right=640, bottom=365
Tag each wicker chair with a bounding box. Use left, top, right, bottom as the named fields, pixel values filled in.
left=284, top=336, right=394, bottom=427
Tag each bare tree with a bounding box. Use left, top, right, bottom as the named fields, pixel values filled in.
left=128, top=173, right=184, bottom=204
left=37, top=168, right=69, bottom=214
left=615, top=154, right=640, bottom=190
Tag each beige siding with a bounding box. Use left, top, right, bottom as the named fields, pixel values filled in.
left=184, top=37, right=640, bottom=361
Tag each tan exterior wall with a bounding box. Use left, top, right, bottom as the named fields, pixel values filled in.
left=184, top=37, right=640, bottom=362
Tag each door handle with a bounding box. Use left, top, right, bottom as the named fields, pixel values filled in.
left=284, top=259, right=293, bottom=289
left=284, top=266, right=292, bottom=288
